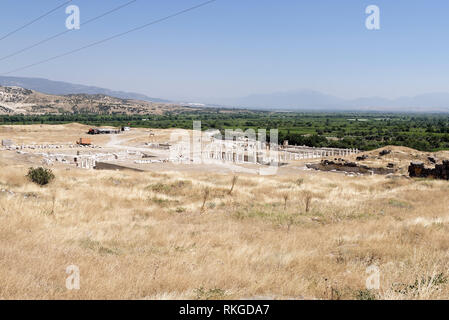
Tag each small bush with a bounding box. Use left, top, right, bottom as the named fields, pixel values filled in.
left=355, top=289, right=377, bottom=300
left=393, top=273, right=447, bottom=296
left=26, top=167, right=55, bottom=186
left=194, top=287, right=226, bottom=300
left=147, top=180, right=192, bottom=196
left=388, top=199, right=413, bottom=209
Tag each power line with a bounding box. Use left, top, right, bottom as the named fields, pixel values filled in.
left=0, top=0, right=73, bottom=42
left=2, top=0, right=217, bottom=76
left=0, top=0, right=138, bottom=62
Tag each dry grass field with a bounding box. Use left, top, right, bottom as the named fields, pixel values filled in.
left=1, top=125, right=449, bottom=300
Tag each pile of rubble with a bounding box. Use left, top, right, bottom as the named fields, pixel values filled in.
left=2, top=143, right=100, bottom=151
left=408, top=160, right=449, bottom=180
left=306, top=159, right=396, bottom=175
left=134, top=159, right=168, bottom=164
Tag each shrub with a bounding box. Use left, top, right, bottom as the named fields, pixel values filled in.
left=355, top=289, right=377, bottom=300
left=194, top=287, right=226, bottom=300
left=147, top=180, right=192, bottom=196
left=26, top=167, right=55, bottom=186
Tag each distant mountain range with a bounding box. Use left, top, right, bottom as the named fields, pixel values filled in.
left=1, top=76, right=449, bottom=112
left=210, top=89, right=449, bottom=112
left=0, top=76, right=169, bottom=103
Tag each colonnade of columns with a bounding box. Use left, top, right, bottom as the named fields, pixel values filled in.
left=76, top=157, right=96, bottom=169
left=202, top=145, right=359, bottom=164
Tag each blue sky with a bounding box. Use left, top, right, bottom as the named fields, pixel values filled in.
left=1, top=0, right=449, bottom=101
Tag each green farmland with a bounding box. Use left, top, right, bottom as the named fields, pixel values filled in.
left=1, top=110, right=449, bottom=152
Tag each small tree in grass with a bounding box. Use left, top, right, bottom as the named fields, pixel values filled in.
left=26, top=167, right=55, bottom=186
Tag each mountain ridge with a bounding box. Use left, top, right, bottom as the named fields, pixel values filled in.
left=2, top=76, right=449, bottom=112
left=0, top=76, right=169, bottom=103
left=0, top=85, right=188, bottom=115
left=209, top=89, right=449, bottom=112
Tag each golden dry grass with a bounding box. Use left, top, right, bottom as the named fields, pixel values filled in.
left=1, top=158, right=449, bottom=300
left=0, top=123, right=177, bottom=146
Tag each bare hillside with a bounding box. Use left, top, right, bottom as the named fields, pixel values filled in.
left=0, top=86, right=192, bottom=115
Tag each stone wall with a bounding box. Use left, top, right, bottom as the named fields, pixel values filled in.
left=408, top=161, right=449, bottom=180
left=306, top=159, right=396, bottom=175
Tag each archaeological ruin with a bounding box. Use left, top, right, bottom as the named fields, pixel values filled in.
left=408, top=160, right=449, bottom=180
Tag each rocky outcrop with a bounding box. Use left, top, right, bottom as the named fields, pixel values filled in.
left=408, top=161, right=449, bottom=180
left=0, top=86, right=32, bottom=103
left=428, top=156, right=438, bottom=164
left=356, top=154, right=369, bottom=161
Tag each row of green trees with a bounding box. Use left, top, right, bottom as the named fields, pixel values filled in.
left=1, top=112, right=449, bottom=151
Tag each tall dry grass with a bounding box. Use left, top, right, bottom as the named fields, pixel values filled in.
left=1, top=161, right=449, bottom=300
